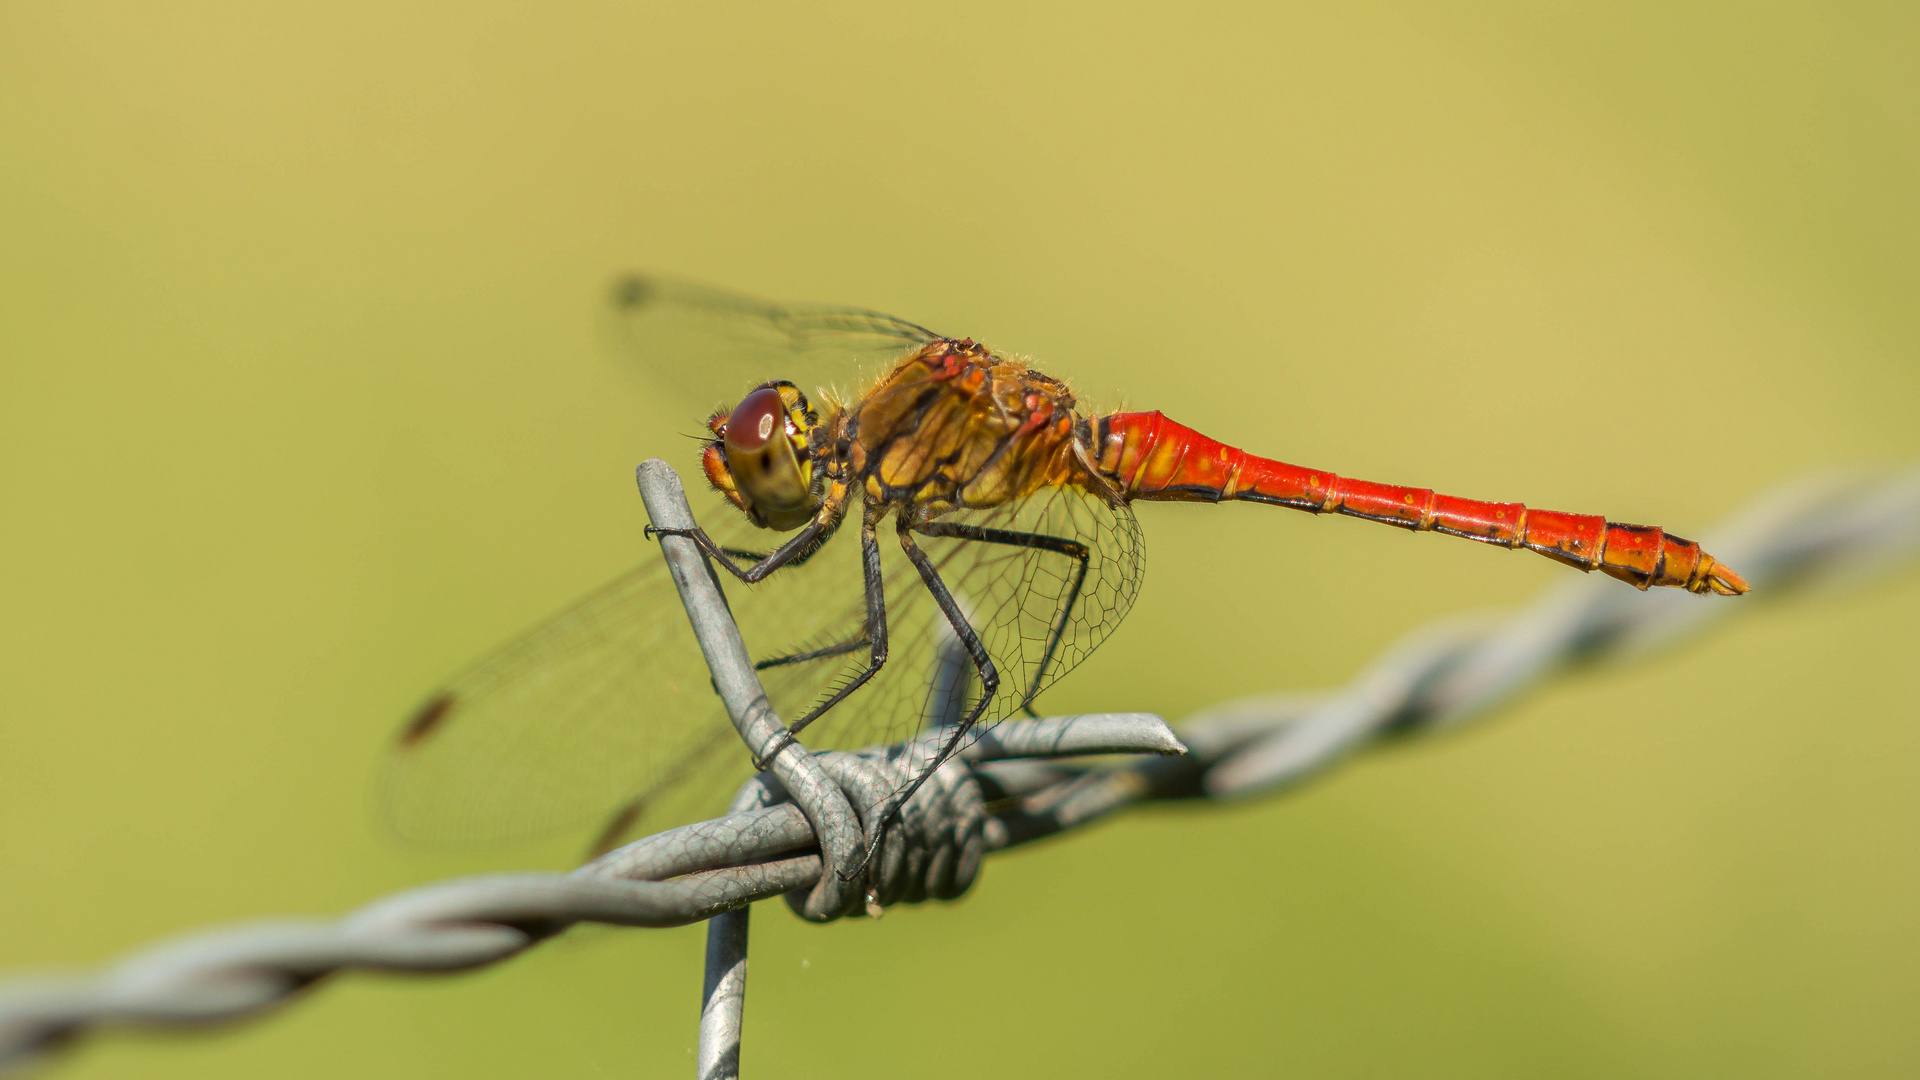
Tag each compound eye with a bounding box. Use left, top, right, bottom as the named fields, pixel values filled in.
left=724, top=386, right=787, bottom=453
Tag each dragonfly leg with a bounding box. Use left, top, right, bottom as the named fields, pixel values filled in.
left=845, top=518, right=1004, bottom=876
left=913, top=521, right=1091, bottom=715
left=648, top=512, right=837, bottom=584
left=750, top=515, right=890, bottom=770
left=896, top=518, right=1001, bottom=734
left=752, top=633, right=869, bottom=673
left=717, top=538, right=835, bottom=568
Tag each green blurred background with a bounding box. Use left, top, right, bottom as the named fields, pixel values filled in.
left=3, top=2, right=1917, bottom=1076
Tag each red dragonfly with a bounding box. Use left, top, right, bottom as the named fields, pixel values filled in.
left=383, top=276, right=1747, bottom=852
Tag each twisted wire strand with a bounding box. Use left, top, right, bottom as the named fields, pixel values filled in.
left=988, top=465, right=1920, bottom=842
left=0, top=712, right=1180, bottom=1072
left=2, top=464, right=1916, bottom=1074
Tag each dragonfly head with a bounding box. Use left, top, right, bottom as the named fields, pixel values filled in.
left=703, top=381, right=822, bottom=532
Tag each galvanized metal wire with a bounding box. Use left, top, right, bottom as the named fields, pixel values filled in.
left=2, top=461, right=1916, bottom=1077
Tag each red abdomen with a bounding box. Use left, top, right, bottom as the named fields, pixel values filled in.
left=1090, top=411, right=1747, bottom=595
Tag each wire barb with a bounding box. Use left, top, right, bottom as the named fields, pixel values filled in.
left=1, top=463, right=1916, bottom=1076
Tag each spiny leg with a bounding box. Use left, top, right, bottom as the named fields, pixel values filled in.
left=721, top=633, right=867, bottom=730
left=703, top=541, right=863, bottom=683
left=914, top=520, right=1090, bottom=717
left=847, top=517, right=1002, bottom=877
left=652, top=510, right=845, bottom=709
left=717, top=540, right=832, bottom=569
left=647, top=510, right=839, bottom=584
left=753, top=634, right=868, bottom=673
left=648, top=495, right=862, bottom=768
left=751, top=514, right=890, bottom=769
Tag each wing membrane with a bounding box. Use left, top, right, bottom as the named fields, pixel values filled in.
left=384, top=484, right=1143, bottom=850
left=379, top=506, right=863, bottom=845
left=392, top=276, right=1143, bottom=851
left=603, top=273, right=942, bottom=419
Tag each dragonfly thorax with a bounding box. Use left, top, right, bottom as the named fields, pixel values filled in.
left=703, top=381, right=826, bottom=531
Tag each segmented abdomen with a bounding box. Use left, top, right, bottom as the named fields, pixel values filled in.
left=1090, top=411, right=1748, bottom=595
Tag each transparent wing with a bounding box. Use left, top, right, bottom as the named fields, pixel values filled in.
left=603, top=273, right=944, bottom=420
left=590, top=484, right=1147, bottom=850
left=840, top=486, right=1145, bottom=765
left=379, top=506, right=865, bottom=846
left=385, top=478, right=1143, bottom=851
left=390, top=278, right=955, bottom=850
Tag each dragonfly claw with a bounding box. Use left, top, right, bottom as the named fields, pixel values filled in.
left=751, top=729, right=797, bottom=772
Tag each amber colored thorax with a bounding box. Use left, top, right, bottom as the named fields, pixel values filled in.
left=705, top=339, right=1107, bottom=534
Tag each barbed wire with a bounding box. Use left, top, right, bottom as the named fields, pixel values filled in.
left=2, top=461, right=1917, bottom=1077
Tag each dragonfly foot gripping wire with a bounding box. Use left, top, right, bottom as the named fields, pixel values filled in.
left=1, top=464, right=1917, bottom=1075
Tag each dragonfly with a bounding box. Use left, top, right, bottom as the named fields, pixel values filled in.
left=382, top=275, right=1748, bottom=855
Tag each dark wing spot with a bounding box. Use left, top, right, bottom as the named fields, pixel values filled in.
left=398, top=692, right=457, bottom=748
left=610, top=273, right=653, bottom=310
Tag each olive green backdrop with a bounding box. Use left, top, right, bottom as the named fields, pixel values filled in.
left=3, top=2, right=1917, bottom=1077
